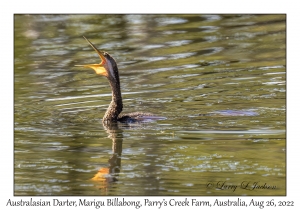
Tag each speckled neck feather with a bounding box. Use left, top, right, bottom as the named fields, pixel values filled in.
left=102, top=57, right=123, bottom=122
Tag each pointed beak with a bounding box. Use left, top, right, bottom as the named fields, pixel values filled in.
left=75, top=36, right=108, bottom=77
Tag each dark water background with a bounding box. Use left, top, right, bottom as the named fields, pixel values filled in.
left=14, top=14, right=285, bottom=196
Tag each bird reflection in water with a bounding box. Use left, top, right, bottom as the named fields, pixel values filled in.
left=90, top=122, right=123, bottom=192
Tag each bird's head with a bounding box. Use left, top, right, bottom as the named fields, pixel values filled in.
left=75, top=36, right=119, bottom=85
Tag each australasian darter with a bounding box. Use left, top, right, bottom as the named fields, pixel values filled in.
left=75, top=36, right=165, bottom=123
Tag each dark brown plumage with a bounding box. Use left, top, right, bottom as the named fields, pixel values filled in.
left=76, top=36, right=162, bottom=123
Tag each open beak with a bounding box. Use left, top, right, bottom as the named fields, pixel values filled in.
left=75, top=36, right=108, bottom=77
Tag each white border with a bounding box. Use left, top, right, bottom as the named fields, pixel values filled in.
left=2, top=0, right=297, bottom=209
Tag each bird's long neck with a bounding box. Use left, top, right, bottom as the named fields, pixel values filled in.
left=103, top=77, right=123, bottom=122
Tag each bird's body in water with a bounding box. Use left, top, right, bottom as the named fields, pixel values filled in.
left=75, top=36, right=165, bottom=124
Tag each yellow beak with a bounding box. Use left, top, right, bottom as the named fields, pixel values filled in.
left=75, top=36, right=108, bottom=77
